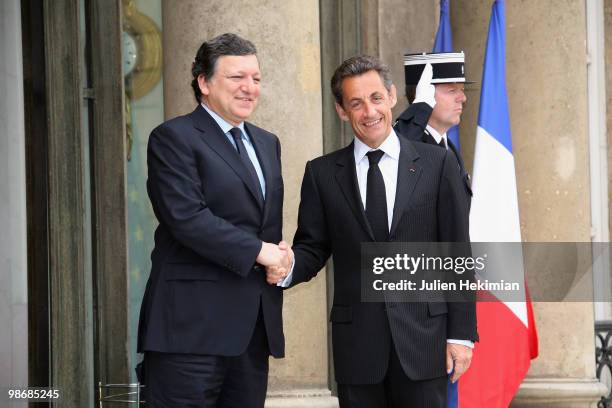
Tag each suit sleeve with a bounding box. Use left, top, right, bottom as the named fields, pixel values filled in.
left=438, top=151, right=479, bottom=342
left=289, top=161, right=332, bottom=287
left=147, top=124, right=262, bottom=277
left=394, top=102, right=433, bottom=140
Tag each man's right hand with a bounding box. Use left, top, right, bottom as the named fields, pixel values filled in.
left=413, top=63, right=436, bottom=108
left=265, top=242, right=294, bottom=285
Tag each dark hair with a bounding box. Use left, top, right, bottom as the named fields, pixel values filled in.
left=330, top=55, right=393, bottom=105
left=191, top=33, right=257, bottom=103
left=405, top=84, right=417, bottom=103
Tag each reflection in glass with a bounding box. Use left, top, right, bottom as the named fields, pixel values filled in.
left=122, top=0, right=164, bottom=382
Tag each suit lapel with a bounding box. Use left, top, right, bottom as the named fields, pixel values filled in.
left=245, top=122, right=274, bottom=224
left=390, top=137, right=423, bottom=236
left=191, top=106, right=264, bottom=212
left=335, top=143, right=375, bottom=241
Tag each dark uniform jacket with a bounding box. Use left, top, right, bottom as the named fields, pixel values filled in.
left=394, top=102, right=472, bottom=209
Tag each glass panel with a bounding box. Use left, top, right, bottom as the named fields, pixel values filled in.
left=0, top=0, right=29, bottom=401
left=122, top=0, right=164, bottom=382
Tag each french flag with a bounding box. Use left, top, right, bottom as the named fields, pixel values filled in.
left=459, top=0, right=539, bottom=407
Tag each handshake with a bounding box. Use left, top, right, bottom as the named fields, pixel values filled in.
left=256, top=241, right=294, bottom=285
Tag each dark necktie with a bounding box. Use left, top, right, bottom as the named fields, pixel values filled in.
left=365, top=150, right=388, bottom=242
left=229, top=127, right=264, bottom=205
left=438, top=138, right=447, bottom=148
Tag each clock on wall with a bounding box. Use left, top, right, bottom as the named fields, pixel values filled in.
left=123, top=30, right=138, bottom=77
left=122, top=0, right=162, bottom=160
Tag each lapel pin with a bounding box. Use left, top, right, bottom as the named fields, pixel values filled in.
left=409, top=167, right=416, bottom=173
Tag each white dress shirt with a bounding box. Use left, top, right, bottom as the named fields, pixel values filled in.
left=353, top=130, right=400, bottom=230
left=201, top=103, right=266, bottom=197
left=425, top=125, right=448, bottom=150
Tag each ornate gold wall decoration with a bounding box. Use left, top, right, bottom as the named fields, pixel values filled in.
left=122, top=0, right=162, bottom=160
left=122, top=0, right=162, bottom=100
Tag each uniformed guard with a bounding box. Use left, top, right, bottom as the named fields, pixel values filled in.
left=394, top=52, right=473, bottom=210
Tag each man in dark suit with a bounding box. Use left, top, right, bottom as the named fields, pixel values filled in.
left=394, top=54, right=472, bottom=210
left=268, top=55, right=477, bottom=407
left=137, top=33, right=291, bottom=408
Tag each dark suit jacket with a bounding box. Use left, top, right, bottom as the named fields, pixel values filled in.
left=289, top=135, right=477, bottom=384
left=137, top=105, right=285, bottom=358
left=394, top=102, right=472, bottom=209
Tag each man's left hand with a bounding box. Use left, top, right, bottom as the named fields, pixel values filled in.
left=446, top=343, right=473, bottom=383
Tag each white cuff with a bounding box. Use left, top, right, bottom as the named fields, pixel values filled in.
left=446, top=339, right=474, bottom=349
left=277, top=258, right=295, bottom=287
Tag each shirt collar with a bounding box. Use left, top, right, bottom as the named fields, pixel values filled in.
left=201, top=102, right=246, bottom=136
left=425, top=125, right=447, bottom=147
left=353, top=129, right=401, bottom=164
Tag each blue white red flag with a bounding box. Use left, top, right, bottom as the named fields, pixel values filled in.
left=460, top=0, right=539, bottom=406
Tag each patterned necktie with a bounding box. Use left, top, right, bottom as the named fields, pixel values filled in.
left=365, top=150, right=388, bottom=242
left=229, top=127, right=264, bottom=205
